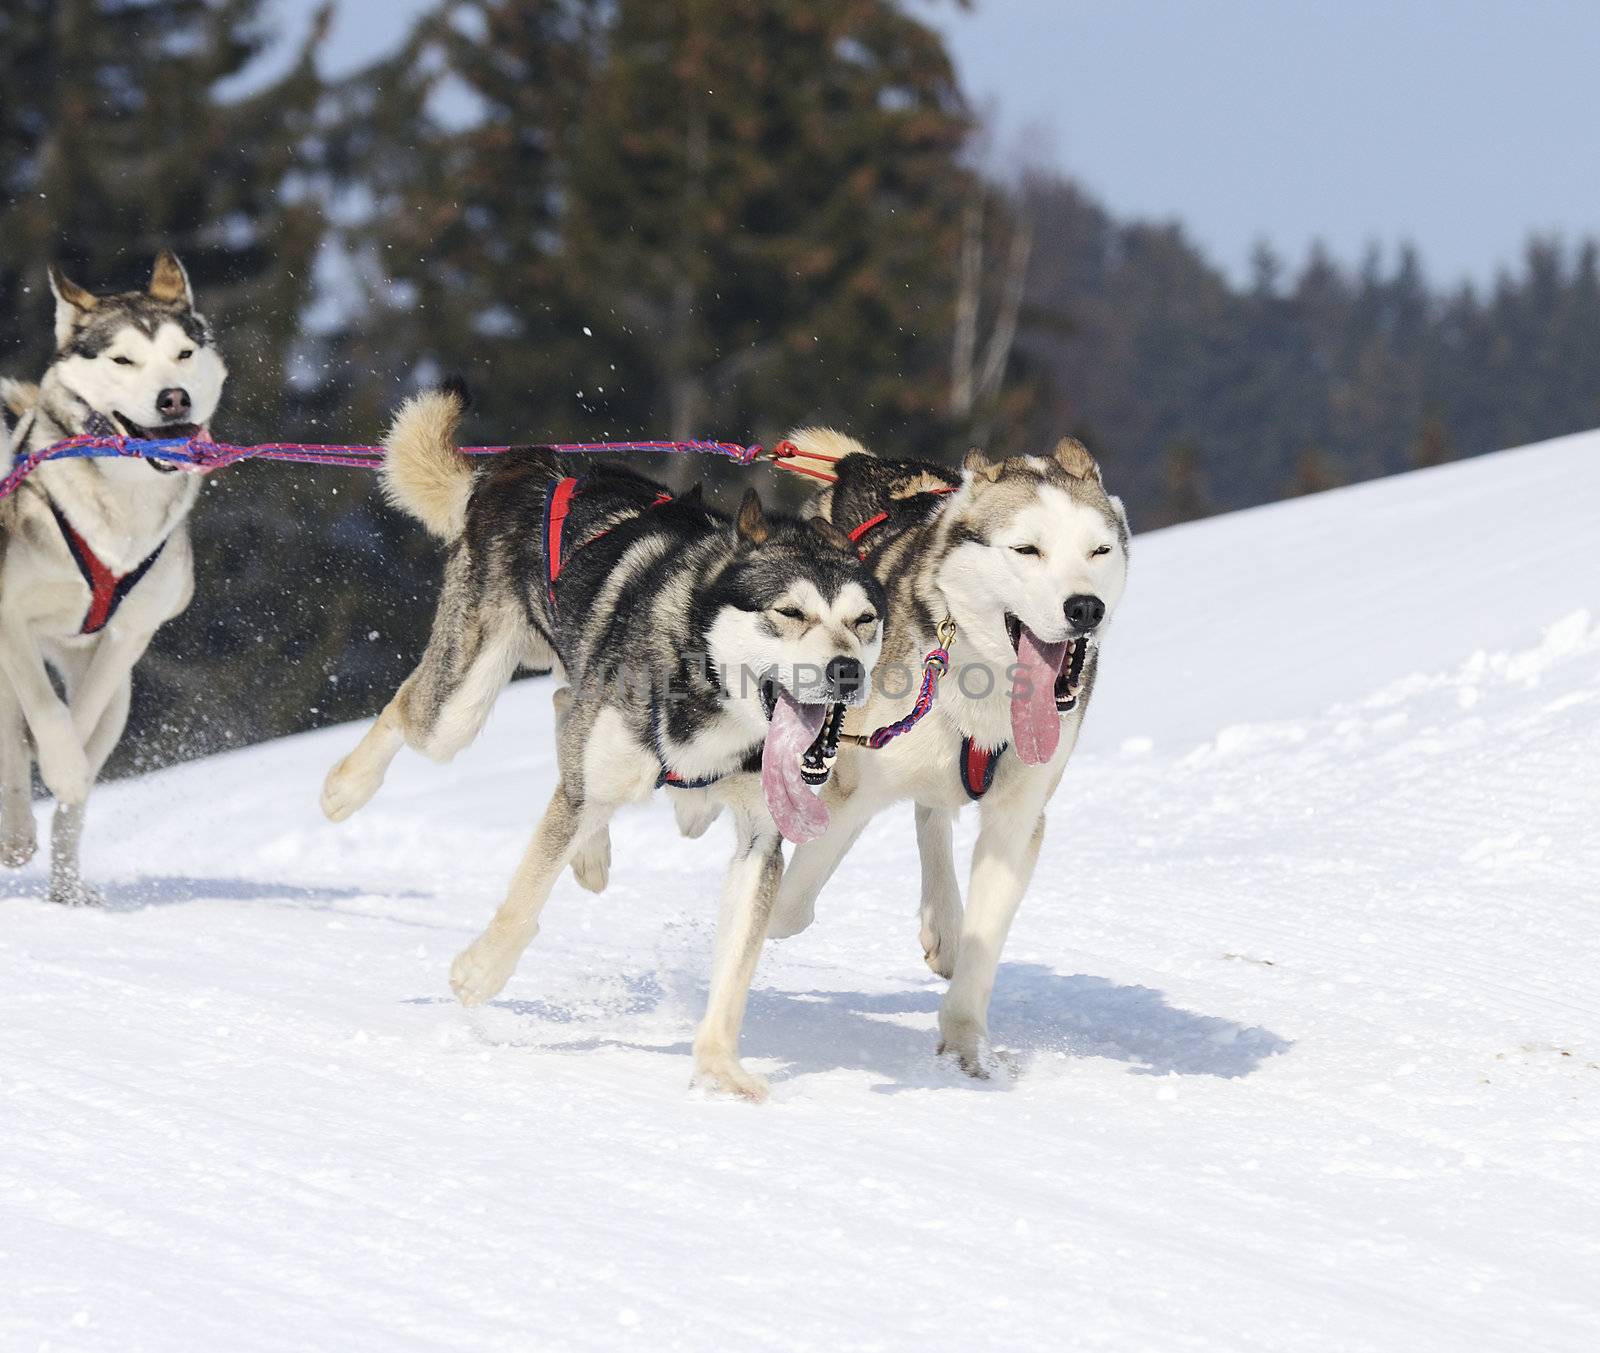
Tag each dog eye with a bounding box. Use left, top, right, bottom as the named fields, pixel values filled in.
left=1091, top=544, right=1113, bottom=557
left=177, top=349, right=193, bottom=361
left=110, top=355, right=134, bottom=366
left=775, top=606, right=805, bottom=621
left=856, top=612, right=877, bottom=628
left=1011, top=544, right=1040, bottom=557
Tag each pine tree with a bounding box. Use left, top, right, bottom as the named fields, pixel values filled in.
left=1153, top=440, right=1212, bottom=527
left=1411, top=412, right=1454, bottom=469
left=339, top=0, right=972, bottom=456
left=1285, top=446, right=1343, bottom=497
left=327, top=0, right=605, bottom=442
left=0, top=0, right=327, bottom=424
left=565, top=0, right=970, bottom=449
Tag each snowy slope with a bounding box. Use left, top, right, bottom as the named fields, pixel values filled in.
left=3, top=433, right=1599, bottom=1353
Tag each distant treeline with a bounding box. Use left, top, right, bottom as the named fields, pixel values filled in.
left=2, top=0, right=1596, bottom=767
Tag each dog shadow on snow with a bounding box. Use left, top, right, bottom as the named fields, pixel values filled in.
left=742, top=964, right=1290, bottom=1090
left=0, top=873, right=428, bottom=914
left=457, top=961, right=1290, bottom=1091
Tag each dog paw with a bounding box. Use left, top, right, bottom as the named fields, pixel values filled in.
left=48, top=876, right=104, bottom=907
left=672, top=792, right=721, bottom=840
left=570, top=829, right=611, bottom=894
left=691, top=1052, right=769, bottom=1103
left=320, top=758, right=379, bottom=823
left=935, top=1023, right=1013, bottom=1081
left=449, top=934, right=525, bottom=1007
left=764, top=894, right=815, bottom=940
left=0, top=825, right=37, bottom=868
left=919, top=913, right=959, bottom=979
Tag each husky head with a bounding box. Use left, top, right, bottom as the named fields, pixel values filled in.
left=937, top=439, right=1130, bottom=764
left=707, top=490, right=887, bottom=710
left=703, top=491, right=887, bottom=841
left=47, top=252, right=227, bottom=453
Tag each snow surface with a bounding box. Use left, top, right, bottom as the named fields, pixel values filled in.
left=4, top=432, right=1599, bottom=1352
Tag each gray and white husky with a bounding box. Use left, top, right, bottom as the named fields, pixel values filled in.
left=766, top=435, right=1130, bottom=1078
left=0, top=253, right=227, bottom=903
left=321, top=387, right=885, bottom=1098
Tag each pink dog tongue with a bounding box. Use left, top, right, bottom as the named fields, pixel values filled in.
left=1011, top=626, right=1069, bottom=765
left=762, top=694, right=830, bottom=843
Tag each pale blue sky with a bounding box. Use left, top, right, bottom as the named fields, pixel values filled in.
left=277, top=0, right=1600, bottom=287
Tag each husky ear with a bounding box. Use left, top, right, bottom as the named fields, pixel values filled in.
left=806, top=514, right=855, bottom=555
left=148, top=250, right=193, bottom=307
left=48, top=265, right=99, bottom=349
left=735, top=489, right=770, bottom=547
left=962, top=446, right=1001, bottom=483
left=1053, top=437, right=1102, bottom=484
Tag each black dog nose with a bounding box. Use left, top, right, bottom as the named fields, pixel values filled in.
left=157, top=387, right=191, bottom=419
left=825, top=656, right=866, bottom=700
left=1064, top=594, right=1105, bottom=633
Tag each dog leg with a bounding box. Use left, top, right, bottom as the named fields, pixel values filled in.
left=404, top=579, right=526, bottom=764
left=766, top=781, right=877, bottom=939
left=551, top=683, right=612, bottom=893
left=0, top=618, right=88, bottom=806
left=691, top=803, right=783, bottom=1101
left=321, top=692, right=406, bottom=822
left=672, top=789, right=722, bottom=840
left=937, top=807, right=1047, bottom=1078
left=449, top=783, right=609, bottom=1005
left=915, top=803, right=962, bottom=979
left=0, top=678, right=36, bottom=867
left=322, top=601, right=525, bottom=823
left=67, top=626, right=153, bottom=749
left=48, top=669, right=131, bottom=907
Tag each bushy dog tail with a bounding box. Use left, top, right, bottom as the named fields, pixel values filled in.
left=382, top=380, right=474, bottom=540
left=785, top=426, right=872, bottom=463
left=785, top=427, right=871, bottom=522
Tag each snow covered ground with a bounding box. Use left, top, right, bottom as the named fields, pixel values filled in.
left=4, top=431, right=1598, bottom=1352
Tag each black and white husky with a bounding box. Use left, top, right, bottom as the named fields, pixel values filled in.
left=0, top=254, right=227, bottom=903
left=322, top=387, right=885, bottom=1098
left=766, top=436, right=1130, bottom=1078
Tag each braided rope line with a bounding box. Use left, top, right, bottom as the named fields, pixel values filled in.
left=0, top=433, right=819, bottom=504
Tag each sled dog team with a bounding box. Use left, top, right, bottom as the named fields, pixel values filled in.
left=2, top=255, right=1129, bottom=1099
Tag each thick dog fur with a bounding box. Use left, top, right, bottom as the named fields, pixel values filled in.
left=323, top=389, right=886, bottom=1099
left=766, top=439, right=1131, bottom=1078
left=0, top=253, right=226, bottom=903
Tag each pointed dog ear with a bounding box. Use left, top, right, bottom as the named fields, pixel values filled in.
left=962, top=446, right=1001, bottom=483
left=148, top=250, right=193, bottom=306
left=735, top=489, right=770, bottom=547
left=48, top=265, right=99, bottom=348
left=806, top=514, right=855, bottom=555
left=1053, top=437, right=1102, bottom=484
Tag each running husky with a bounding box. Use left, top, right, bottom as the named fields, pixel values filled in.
left=765, top=437, right=1129, bottom=1078
left=321, top=387, right=885, bottom=1098
left=0, top=254, right=226, bottom=903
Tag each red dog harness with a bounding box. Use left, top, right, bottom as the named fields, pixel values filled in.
left=48, top=503, right=167, bottom=636
left=846, top=486, right=956, bottom=558
left=542, top=475, right=672, bottom=611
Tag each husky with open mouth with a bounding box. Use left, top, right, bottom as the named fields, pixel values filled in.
left=0, top=253, right=226, bottom=903
left=764, top=435, right=1129, bottom=1079
left=321, top=386, right=884, bottom=1098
